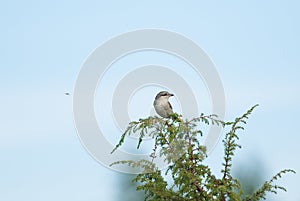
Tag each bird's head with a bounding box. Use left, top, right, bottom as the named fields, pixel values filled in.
left=155, top=91, right=174, bottom=100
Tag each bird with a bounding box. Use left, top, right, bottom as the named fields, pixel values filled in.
left=153, top=91, right=174, bottom=118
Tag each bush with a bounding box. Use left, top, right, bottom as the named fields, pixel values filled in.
left=111, top=105, right=295, bottom=201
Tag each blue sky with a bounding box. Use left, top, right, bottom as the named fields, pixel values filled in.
left=1, top=1, right=300, bottom=201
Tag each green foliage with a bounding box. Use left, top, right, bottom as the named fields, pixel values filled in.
left=244, top=169, right=296, bottom=201
left=111, top=105, right=295, bottom=201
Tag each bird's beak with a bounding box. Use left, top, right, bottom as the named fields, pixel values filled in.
left=169, top=93, right=174, bottom=96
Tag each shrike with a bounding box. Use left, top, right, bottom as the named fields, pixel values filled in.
left=153, top=91, right=174, bottom=118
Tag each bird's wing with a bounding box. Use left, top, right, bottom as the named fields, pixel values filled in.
left=168, top=101, right=173, bottom=110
